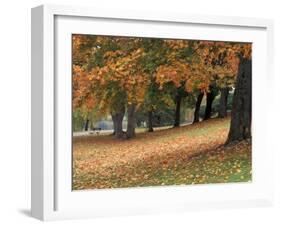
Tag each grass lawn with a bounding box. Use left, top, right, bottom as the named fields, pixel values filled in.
left=72, top=117, right=251, bottom=190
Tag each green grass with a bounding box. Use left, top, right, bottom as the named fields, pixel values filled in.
left=140, top=140, right=252, bottom=187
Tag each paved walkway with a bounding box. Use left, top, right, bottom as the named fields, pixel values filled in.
left=73, top=129, right=114, bottom=137
left=73, top=121, right=193, bottom=137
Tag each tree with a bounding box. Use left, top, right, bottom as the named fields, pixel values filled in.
left=126, top=104, right=136, bottom=138
left=139, top=38, right=169, bottom=132
left=147, top=111, right=154, bottom=132
left=72, top=36, right=149, bottom=139
left=204, top=86, right=219, bottom=120
left=173, top=86, right=188, bottom=127
left=226, top=56, right=252, bottom=143
left=192, top=41, right=252, bottom=143
left=218, top=87, right=230, bottom=118
left=193, top=92, right=204, bottom=123
left=155, top=40, right=191, bottom=127
left=111, top=98, right=126, bottom=139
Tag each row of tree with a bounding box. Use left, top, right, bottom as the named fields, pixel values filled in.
left=72, top=35, right=252, bottom=144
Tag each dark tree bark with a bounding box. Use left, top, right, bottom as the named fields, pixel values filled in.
left=226, top=57, right=252, bottom=144
left=84, top=119, right=89, bottom=131
left=148, top=110, right=154, bottom=132
left=174, top=94, right=182, bottom=127
left=218, top=87, right=230, bottom=118
left=126, top=104, right=136, bottom=139
left=111, top=105, right=125, bottom=139
left=204, top=89, right=216, bottom=120
left=111, top=114, right=117, bottom=136
left=193, top=93, right=204, bottom=123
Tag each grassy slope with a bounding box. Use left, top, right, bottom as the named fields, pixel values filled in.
left=73, top=117, right=251, bottom=190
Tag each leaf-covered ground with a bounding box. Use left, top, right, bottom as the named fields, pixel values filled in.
left=73, top=117, right=251, bottom=190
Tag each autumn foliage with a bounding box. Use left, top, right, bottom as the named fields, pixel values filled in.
left=72, top=34, right=251, bottom=140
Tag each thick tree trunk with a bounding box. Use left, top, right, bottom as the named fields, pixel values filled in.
left=204, top=89, right=215, bottom=120
left=126, top=104, right=136, bottom=139
left=148, top=110, right=154, bottom=132
left=111, top=106, right=125, bottom=139
left=174, top=95, right=182, bottom=127
left=226, top=58, right=252, bottom=144
left=218, top=87, right=229, bottom=118
left=84, top=119, right=89, bottom=131
left=193, top=93, right=204, bottom=123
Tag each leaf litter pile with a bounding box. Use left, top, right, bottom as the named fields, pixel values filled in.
left=73, top=117, right=251, bottom=190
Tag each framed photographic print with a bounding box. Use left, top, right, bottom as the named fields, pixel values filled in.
left=31, top=4, right=274, bottom=221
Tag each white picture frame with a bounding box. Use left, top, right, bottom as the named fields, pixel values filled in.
left=31, top=4, right=274, bottom=221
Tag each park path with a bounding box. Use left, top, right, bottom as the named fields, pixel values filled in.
left=73, top=121, right=193, bottom=137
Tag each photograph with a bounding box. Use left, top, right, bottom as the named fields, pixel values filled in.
left=72, top=34, right=252, bottom=190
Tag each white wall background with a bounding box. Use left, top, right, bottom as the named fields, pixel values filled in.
left=0, top=0, right=280, bottom=225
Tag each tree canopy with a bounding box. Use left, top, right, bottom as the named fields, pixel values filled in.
left=72, top=34, right=252, bottom=141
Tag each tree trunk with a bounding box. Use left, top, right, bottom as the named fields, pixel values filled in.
left=111, top=114, right=116, bottom=136
left=193, top=93, right=204, bottom=123
left=148, top=110, right=154, bottom=132
left=84, top=119, right=89, bottom=131
left=226, top=58, right=252, bottom=144
left=174, top=95, right=182, bottom=127
left=218, top=87, right=229, bottom=118
left=126, top=104, right=136, bottom=139
left=111, top=106, right=125, bottom=139
left=204, top=89, right=215, bottom=120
